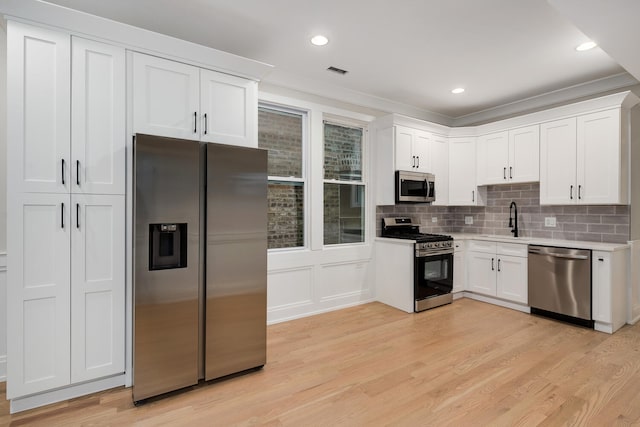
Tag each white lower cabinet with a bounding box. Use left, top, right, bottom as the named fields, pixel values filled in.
left=7, top=193, right=71, bottom=398
left=71, top=195, right=125, bottom=383
left=592, top=250, right=627, bottom=333
left=7, top=194, right=125, bottom=399
left=466, top=241, right=527, bottom=304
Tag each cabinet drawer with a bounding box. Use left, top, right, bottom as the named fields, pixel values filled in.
left=468, top=240, right=496, bottom=254
left=454, top=240, right=465, bottom=252
left=497, top=243, right=528, bottom=257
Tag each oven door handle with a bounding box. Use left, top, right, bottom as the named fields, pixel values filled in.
left=416, top=249, right=454, bottom=257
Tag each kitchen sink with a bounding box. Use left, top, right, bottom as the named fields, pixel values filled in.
left=477, top=234, right=531, bottom=242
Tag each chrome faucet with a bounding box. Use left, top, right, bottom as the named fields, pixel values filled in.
left=509, top=201, right=519, bottom=237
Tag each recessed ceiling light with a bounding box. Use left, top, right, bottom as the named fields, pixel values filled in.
left=311, top=35, right=329, bottom=46
left=576, top=41, right=597, bottom=51
left=451, top=88, right=465, bottom=94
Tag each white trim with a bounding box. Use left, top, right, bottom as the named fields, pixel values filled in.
left=452, top=72, right=638, bottom=126
left=9, top=374, right=125, bottom=414
left=0, top=355, right=6, bottom=382
left=461, top=293, right=531, bottom=314
left=1, top=1, right=272, bottom=81
left=267, top=298, right=375, bottom=325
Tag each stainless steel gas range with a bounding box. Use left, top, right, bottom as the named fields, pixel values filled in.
left=381, top=217, right=454, bottom=311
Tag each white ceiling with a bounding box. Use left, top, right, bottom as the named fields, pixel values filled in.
left=43, top=0, right=634, bottom=122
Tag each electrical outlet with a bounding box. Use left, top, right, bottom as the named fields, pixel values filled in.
left=431, top=217, right=438, bottom=223
left=465, top=216, right=473, bottom=225
left=544, top=217, right=557, bottom=227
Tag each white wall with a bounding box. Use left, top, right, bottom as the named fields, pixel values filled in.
left=260, top=90, right=377, bottom=324
left=0, top=22, right=6, bottom=381
left=0, top=22, right=6, bottom=252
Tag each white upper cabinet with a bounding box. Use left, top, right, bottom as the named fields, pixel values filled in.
left=430, top=135, right=449, bottom=206
left=71, top=194, right=125, bottom=383
left=133, top=53, right=200, bottom=140
left=540, top=118, right=577, bottom=204
left=449, top=137, right=482, bottom=206
left=540, top=109, right=626, bottom=205
left=8, top=21, right=70, bottom=194
left=201, top=69, right=257, bottom=147
left=577, top=109, right=623, bottom=204
left=509, top=125, right=540, bottom=183
left=477, top=131, right=508, bottom=184
left=133, top=53, right=258, bottom=147
left=7, top=193, right=71, bottom=399
left=393, top=126, right=430, bottom=172
left=72, top=37, right=126, bottom=195
left=477, top=125, right=539, bottom=185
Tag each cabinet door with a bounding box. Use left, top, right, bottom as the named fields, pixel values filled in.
left=509, top=125, right=539, bottom=183
left=448, top=137, right=477, bottom=206
left=394, top=126, right=414, bottom=170
left=200, top=69, right=257, bottom=147
left=71, top=195, right=125, bottom=383
left=7, top=21, right=70, bottom=194
left=132, top=53, right=200, bottom=140
left=72, top=38, right=126, bottom=195
left=7, top=193, right=71, bottom=399
left=477, top=131, right=508, bottom=185
left=467, top=251, right=496, bottom=296
left=453, top=250, right=466, bottom=293
left=577, top=109, right=622, bottom=204
left=592, top=252, right=611, bottom=323
left=540, top=118, right=577, bottom=205
left=431, top=135, right=449, bottom=206
left=496, top=255, right=527, bottom=304
left=413, top=130, right=431, bottom=172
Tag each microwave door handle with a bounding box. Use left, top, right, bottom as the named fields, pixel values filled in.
left=424, top=179, right=428, bottom=197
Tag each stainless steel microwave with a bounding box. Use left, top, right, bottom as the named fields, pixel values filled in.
left=395, top=170, right=435, bottom=203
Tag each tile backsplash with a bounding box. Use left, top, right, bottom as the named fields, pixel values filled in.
left=377, top=183, right=630, bottom=244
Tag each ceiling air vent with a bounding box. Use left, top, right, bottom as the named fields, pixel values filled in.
left=327, top=66, right=348, bottom=75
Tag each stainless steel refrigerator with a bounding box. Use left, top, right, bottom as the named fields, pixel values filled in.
left=133, top=134, right=267, bottom=402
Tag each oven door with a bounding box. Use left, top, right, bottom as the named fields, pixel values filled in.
left=414, top=251, right=453, bottom=308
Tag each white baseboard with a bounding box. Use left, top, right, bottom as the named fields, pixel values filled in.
left=10, top=374, right=125, bottom=414
left=461, top=292, right=531, bottom=313
left=267, top=298, right=375, bottom=325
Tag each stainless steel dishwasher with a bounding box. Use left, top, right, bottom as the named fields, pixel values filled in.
left=528, top=245, right=593, bottom=328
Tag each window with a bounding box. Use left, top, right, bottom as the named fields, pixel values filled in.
left=323, top=120, right=366, bottom=245
left=258, top=105, right=306, bottom=249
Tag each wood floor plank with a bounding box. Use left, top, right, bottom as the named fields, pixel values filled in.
left=3, top=299, right=640, bottom=426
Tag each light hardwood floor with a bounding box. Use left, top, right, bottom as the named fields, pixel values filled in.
left=3, top=298, right=640, bottom=426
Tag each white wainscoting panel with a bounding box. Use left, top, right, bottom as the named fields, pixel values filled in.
left=267, top=267, right=313, bottom=310
left=267, top=245, right=374, bottom=324
left=319, top=261, right=371, bottom=301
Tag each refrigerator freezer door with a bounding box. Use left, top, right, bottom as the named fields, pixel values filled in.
left=206, top=143, right=267, bottom=380
left=133, top=134, right=200, bottom=401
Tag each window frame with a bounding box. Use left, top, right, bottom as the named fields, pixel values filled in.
left=322, top=116, right=368, bottom=247
left=258, top=102, right=309, bottom=252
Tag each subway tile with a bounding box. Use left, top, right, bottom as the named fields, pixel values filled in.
left=561, top=206, right=586, bottom=214
left=588, top=224, right=615, bottom=233
left=616, top=225, right=630, bottom=236
left=602, top=215, right=629, bottom=225
left=602, top=233, right=628, bottom=244
left=616, top=205, right=630, bottom=215
left=552, top=231, right=576, bottom=241
left=555, top=214, right=576, bottom=223
left=575, top=215, right=601, bottom=224
left=575, top=232, right=602, bottom=242
left=562, top=223, right=588, bottom=232
left=530, top=230, right=553, bottom=239
left=587, top=206, right=616, bottom=215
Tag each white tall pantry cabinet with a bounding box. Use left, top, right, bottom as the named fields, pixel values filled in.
left=7, top=21, right=126, bottom=399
